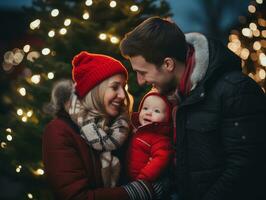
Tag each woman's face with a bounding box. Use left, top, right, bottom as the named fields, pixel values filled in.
left=103, top=74, right=127, bottom=117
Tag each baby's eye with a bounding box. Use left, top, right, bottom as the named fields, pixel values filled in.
left=154, top=109, right=161, bottom=113
left=143, top=107, right=148, bottom=110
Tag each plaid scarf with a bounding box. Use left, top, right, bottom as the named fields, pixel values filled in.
left=68, top=94, right=130, bottom=187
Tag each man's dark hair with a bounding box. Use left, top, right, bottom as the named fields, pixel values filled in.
left=120, top=16, right=187, bottom=67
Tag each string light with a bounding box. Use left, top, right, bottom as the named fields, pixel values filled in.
left=242, top=28, right=252, bottom=38
left=248, top=5, right=256, bottom=13
left=110, top=36, right=119, bottom=44
left=6, top=135, right=12, bottom=141
left=249, top=23, right=257, bottom=31
left=48, top=30, right=55, bottom=37
left=259, top=53, right=266, bottom=66
left=23, top=45, right=30, bottom=53
left=1, top=142, right=7, bottom=148
left=27, top=110, right=33, bottom=117
left=253, top=41, right=261, bottom=50
left=85, top=0, right=93, bottom=6
left=59, top=28, right=67, bottom=35
left=47, top=72, right=54, bottom=79
left=51, top=9, right=59, bottom=17
left=110, top=1, right=117, bottom=8
left=27, top=51, right=40, bottom=62
left=262, top=30, right=266, bottom=38
left=36, top=168, right=44, bottom=175
left=22, top=116, right=28, bottom=122
left=6, top=128, right=12, bottom=133
left=27, top=193, right=33, bottom=199
left=259, top=69, right=266, bottom=79
left=18, top=87, right=26, bottom=96
left=31, top=74, right=41, bottom=84
left=30, top=19, right=40, bottom=30
left=83, top=12, right=90, bottom=20
left=99, top=33, right=107, bottom=40
left=240, top=48, right=250, bottom=60
left=256, top=0, right=263, bottom=4
left=17, top=109, right=23, bottom=116
left=130, top=5, right=139, bottom=12
left=16, top=165, right=22, bottom=173
left=253, top=29, right=260, bottom=37
left=64, top=19, right=71, bottom=26
left=42, top=48, right=51, bottom=55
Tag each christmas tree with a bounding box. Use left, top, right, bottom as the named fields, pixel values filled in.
left=0, top=0, right=171, bottom=199
left=227, top=0, right=266, bottom=91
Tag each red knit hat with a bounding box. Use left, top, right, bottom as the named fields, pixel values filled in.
left=72, top=51, right=128, bottom=98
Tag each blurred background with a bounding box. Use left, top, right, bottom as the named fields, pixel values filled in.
left=0, top=0, right=265, bottom=199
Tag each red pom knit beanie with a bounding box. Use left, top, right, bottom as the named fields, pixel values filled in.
left=72, top=51, right=128, bottom=98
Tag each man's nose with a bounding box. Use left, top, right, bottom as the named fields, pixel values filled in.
left=137, top=74, right=146, bottom=86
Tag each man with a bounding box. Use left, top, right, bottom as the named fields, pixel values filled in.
left=120, top=17, right=266, bottom=200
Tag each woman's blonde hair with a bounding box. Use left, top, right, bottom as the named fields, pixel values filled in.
left=78, top=76, right=130, bottom=129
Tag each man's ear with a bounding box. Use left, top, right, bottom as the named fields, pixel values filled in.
left=163, top=57, right=175, bottom=72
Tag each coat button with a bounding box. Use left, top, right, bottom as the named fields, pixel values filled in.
left=200, top=92, right=205, bottom=97
left=234, top=122, right=239, bottom=126
left=241, top=135, right=246, bottom=140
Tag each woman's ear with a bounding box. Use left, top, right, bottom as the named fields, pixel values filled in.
left=163, top=57, right=175, bottom=72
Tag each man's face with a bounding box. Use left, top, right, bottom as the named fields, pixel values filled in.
left=129, top=55, right=177, bottom=95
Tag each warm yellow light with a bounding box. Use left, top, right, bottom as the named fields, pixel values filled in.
left=6, top=128, right=12, bottom=133
left=6, top=135, right=12, bottom=141
left=229, top=34, right=238, bottom=42
left=17, top=109, right=23, bottom=116
left=48, top=30, right=55, bottom=37
left=256, top=0, right=263, bottom=4
left=18, top=87, right=26, bottom=96
left=249, top=23, right=257, bottom=31
left=36, top=168, right=45, bottom=175
left=59, top=28, right=67, bottom=35
left=248, top=5, right=256, bottom=13
left=42, top=48, right=51, bottom=55
left=259, top=69, right=266, bottom=79
left=47, top=72, right=54, bottom=79
left=240, top=48, right=250, bottom=60
left=253, top=29, right=260, bottom=37
left=110, top=1, right=117, bottom=8
left=130, top=5, right=139, bottom=12
left=227, top=39, right=241, bottom=53
left=27, top=110, right=33, bottom=117
left=64, top=18, right=71, bottom=26
left=31, top=74, right=41, bottom=84
left=16, top=165, right=22, bottom=173
left=242, top=28, right=252, bottom=38
left=27, top=193, right=33, bottom=199
left=51, top=9, right=59, bottom=17
left=22, top=116, right=28, bottom=122
left=23, top=45, right=30, bottom=53
left=259, top=53, right=266, bottom=66
left=99, top=33, right=107, bottom=40
left=1, top=142, right=7, bottom=148
left=85, top=0, right=93, bottom=6
left=253, top=41, right=261, bottom=50
left=258, top=18, right=266, bottom=27
left=83, top=12, right=90, bottom=20
left=30, top=19, right=40, bottom=30
left=110, top=36, right=119, bottom=44
left=262, top=30, right=266, bottom=38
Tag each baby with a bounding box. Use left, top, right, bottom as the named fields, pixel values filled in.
left=127, top=91, right=173, bottom=181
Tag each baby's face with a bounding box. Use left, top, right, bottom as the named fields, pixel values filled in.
left=139, top=95, right=168, bottom=126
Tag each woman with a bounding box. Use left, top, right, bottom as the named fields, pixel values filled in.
left=42, top=51, right=163, bottom=200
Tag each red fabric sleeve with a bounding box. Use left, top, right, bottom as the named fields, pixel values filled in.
left=42, top=120, right=129, bottom=200
left=136, top=135, right=173, bottom=181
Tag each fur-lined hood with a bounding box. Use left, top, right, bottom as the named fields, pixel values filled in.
left=185, top=32, right=241, bottom=90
